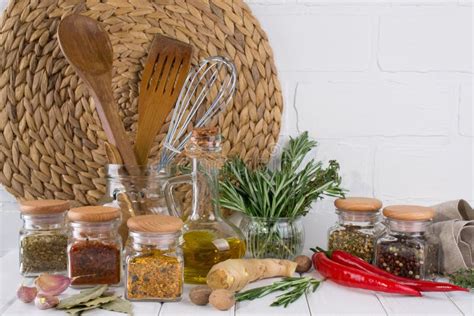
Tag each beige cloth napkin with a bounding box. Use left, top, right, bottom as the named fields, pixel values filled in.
left=429, top=199, right=474, bottom=274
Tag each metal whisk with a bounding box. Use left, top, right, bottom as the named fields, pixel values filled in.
left=158, top=56, right=237, bottom=166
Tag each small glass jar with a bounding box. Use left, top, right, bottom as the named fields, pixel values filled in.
left=98, top=164, right=173, bottom=244
left=239, top=215, right=304, bottom=260
left=125, top=214, right=184, bottom=301
left=67, top=206, right=122, bottom=287
left=19, top=200, right=69, bottom=276
left=328, top=197, right=383, bottom=262
left=375, top=205, right=440, bottom=280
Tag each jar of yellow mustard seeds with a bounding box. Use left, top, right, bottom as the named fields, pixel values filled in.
left=125, top=214, right=184, bottom=301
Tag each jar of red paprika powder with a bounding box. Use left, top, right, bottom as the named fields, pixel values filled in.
left=67, top=206, right=122, bottom=287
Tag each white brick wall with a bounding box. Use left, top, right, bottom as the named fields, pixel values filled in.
left=0, top=0, right=472, bottom=252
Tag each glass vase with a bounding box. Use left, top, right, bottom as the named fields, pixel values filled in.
left=239, top=215, right=304, bottom=259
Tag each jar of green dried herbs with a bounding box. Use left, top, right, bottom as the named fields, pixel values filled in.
left=19, top=200, right=70, bottom=276
left=375, top=205, right=440, bottom=280
left=328, top=197, right=384, bottom=262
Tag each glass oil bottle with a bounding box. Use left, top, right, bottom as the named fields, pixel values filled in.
left=164, top=127, right=245, bottom=283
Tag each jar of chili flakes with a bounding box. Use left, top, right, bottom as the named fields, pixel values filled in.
left=67, top=206, right=122, bottom=287
left=125, top=214, right=184, bottom=302
left=19, top=200, right=69, bottom=276
left=375, top=205, right=440, bottom=280
left=328, top=197, right=384, bottom=262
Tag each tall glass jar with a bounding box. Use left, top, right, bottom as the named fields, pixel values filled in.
left=165, top=127, right=246, bottom=284
left=125, top=214, right=184, bottom=301
left=328, top=197, right=383, bottom=262
left=67, top=206, right=122, bottom=287
left=98, top=164, right=173, bottom=244
left=19, top=200, right=69, bottom=276
left=375, top=205, right=440, bottom=280
left=239, top=216, right=304, bottom=259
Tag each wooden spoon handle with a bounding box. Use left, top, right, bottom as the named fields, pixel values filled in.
left=88, top=74, right=139, bottom=167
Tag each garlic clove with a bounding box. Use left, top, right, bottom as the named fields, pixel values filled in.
left=17, top=285, right=37, bottom=303
left=35, top=274, right=71, bottom=295
left=35, top=294, right=59, bottom=310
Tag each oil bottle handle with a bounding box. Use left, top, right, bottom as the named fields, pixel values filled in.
left=163, top=174, right=192, bottom=217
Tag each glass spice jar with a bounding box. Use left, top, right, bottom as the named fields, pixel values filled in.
left=328, top=197, right=383, bottom=262
left=19, top=200, right=69, bottom=276
left=67, top=206, right=122, bottom=287
left=375, top=205, right=440, bottom=280
left=125, top=214, right=184, bottom=301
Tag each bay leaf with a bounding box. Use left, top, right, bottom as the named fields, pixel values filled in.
left=57, top=285, right=108, bottom=309
left=65, top=305, right=97, bottom=315
left=100, top=297, right=133, bottom=315
left=83, top=294, right=118, bottom=307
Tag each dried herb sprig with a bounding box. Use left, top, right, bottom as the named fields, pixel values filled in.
left=235, top=277, right=321, bottom=308
left=449, top=268, right=474, bottom=289
left=220, top=132, right=345, bottom=219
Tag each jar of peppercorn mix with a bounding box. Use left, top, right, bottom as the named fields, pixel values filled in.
left=375, top=205, right=440, bottom=280
left=67, top=206, right=122, bottom=287
left=19, top=200, right=70, bottom=276
left=328, top=197, right=384, bottom=262
left=125, top=214, right=184, bottom=302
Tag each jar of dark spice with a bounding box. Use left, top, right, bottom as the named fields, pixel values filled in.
left=328, top=197, right=383, bottom=262
left=375, top=205, right=439, bottom=280
left=19, top=200, right=69, bottom=276
left=125, top=214, right=184, bottom=302
left=67, top=206, right=122, bottom=287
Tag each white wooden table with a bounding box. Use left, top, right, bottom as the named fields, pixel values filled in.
left=1, top=250, right=472, bottom=315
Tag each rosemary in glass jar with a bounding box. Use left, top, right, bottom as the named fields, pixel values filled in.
left=19, top=200, right=70, bottom=276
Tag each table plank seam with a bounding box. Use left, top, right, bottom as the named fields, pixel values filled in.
left=0, top=296, right=18, bottom=315
left=374, top=293, right=390, bottom=316
left=155, top=302, right=164, bottom=316
left=445, top=293, right=467, bottom=316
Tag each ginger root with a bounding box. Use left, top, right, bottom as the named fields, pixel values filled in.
left=206, top=258, right=297, bottom=292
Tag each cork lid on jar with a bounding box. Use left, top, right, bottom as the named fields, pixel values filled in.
left=383, top=205, right=435, bottom=221
left=335, top=197, right=382, bottom=212
left=68, top=206, right=120, bottom=222
left=127, top=214, right=183, bottom=234
left=19, top=199, right=70, bottom=215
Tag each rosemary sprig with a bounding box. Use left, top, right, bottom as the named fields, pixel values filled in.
left=448, top=268, right=474, bottom=289
left=220, top=132, right=345, bottom=219
left=235, top=277, right=321, bottom=308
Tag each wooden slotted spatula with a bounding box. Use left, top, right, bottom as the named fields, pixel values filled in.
left=134, top=34, right=193, bottom=165
left=57, top=14, right=139, bottom=168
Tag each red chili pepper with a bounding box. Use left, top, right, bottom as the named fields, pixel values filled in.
left=312, top=251, right=422, bottom=296
left=328, top=249, right=468, bottom=292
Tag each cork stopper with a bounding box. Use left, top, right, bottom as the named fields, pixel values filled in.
left=127, top=214, right=183, bottom=233
left=383, top=205, right=435, bottom=221
left=19, top=199, right=70, bottom=215
left=335, top=197, right=382, bottom=212
left=68, top=206, right=120, bottom=222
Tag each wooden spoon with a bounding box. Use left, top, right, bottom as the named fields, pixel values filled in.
left=57, top=14, right=138, bottom=167
left=135, top=34, right=193, bottom=165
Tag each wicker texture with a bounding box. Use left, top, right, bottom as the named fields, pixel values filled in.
left=0, top=0, right=283, bottom=205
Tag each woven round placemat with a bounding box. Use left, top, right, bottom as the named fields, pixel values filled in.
left=0, top=0, right=283, bottom=205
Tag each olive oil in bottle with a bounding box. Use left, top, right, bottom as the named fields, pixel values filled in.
left=182, top=231, right=245, bottom=283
